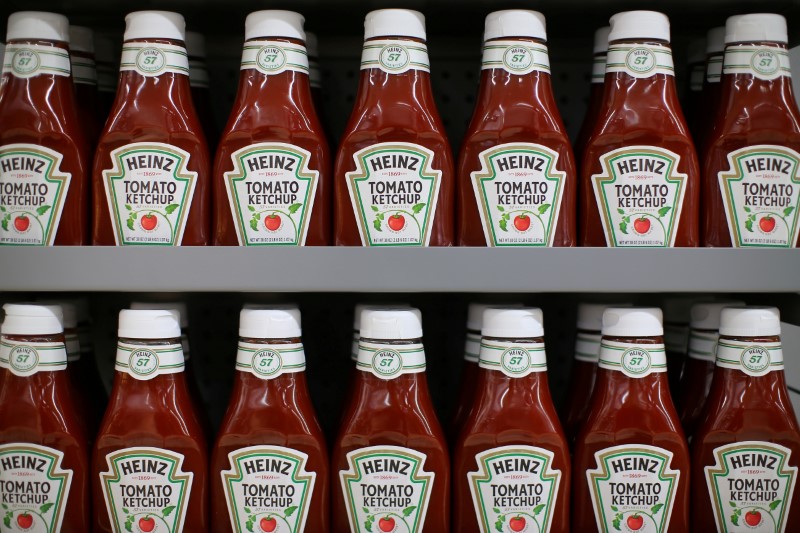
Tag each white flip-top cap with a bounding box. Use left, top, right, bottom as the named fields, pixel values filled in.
left=306, top=31, right=318, bottom=57
left=707, top=26, right=726, bottom=54
left=124, top=11, right=185, bottom=42
left=360, top=308, right=423, bottom=340
left=594, top=26, right=611, bottom=54
left=690, top=301, right=746, bottom=330
left=467, top=302, right=523, bottom=331
left=37, top=301, right=77, bottom=329
left=688, top=37, right=706, bottom=64
left=364, top=9, right=426, bottom=40
left=720, top=306, right=781, bottom=337
left=118, top=309, right=181, bottom=339
left=577, top=303, right=632, bottom=331
left=726, top=14, right=787, bottom=45
left=185, top=30, right=205, bottom=58
left=69, top=26, right=94, bottom=53
left=483, top=10, right=546, bottom=42
left=608, top=11, right=670, bottom=43
left=353, top=303, right=409, bottom=331
left=130, top=301, right=188, bottom=329
left=602, top=307, right=664, bottom=337
left=245, top=10, right=305, bottom=41
left=7, top=12, right=69, bottom=42
left=2, top=304, right=63, bottom=335
left=482, top=307, right=544, bottom=338
left=239, top=307, right=302, bottom=338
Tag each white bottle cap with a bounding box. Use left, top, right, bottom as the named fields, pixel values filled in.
left=130, top=301, right=188, bottom=329
left=36, top=301, right=78, bottom=329
left=706, top=26, right=726, bottom=54
left=602, top=307, right=664, bottom=337
left=353, top=303, right=409, bottom=331
left=69, top=25, right=94, bottom=53
left=608, top=11, right=670, bottom=43
left=364, top=9, right=426, bottom=40
left=124, top=11, right=185, bottom=42
left=688, top=38, right=706, bottom=64
left=239, top=307, right=302, bottom=338
left=720, top=306, right=781, bottom=337
left=690, top=301, right=746, bottom=330
left=593, top=26, right=611, bottom=54
left=7, top=12, right=70, bottom=42
left=185, top=30, right=205, bottom=58
left=360, top=308, right=423, bottom=340
left=577, top=303, right=632, bottom=332
left=482, top=307, right=544, bottom=338
left=726, top=14, right=787, bottom=45
left=306, top=31, right=318, bottom=57
left=245, top=10, right=305, bottom=41
left=1, top=304, right=64, bottom=335
left=467, top=302, right=523, bottom=332
left=483, top=10, right=546, bottom=42
left=118, top=309, right=181, bottom=339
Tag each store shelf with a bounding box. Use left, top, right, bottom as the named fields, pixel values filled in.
left=1, top=247, right=798, bottom=293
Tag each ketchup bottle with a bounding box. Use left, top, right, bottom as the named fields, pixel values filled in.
left=211, top=307, right=329, bottom=531
left=0, top=12, right=89, bottom=246
left=93, top=11, right=210, bottom=246
left=186, top=30, right=217, bottom=153
left=214, top=10, right=330, bottom=247
left=574, top=26, right=610, bottom=168
left=334, top=9, right=454, bottom=246
left=695, top=26, right=725, bottom=156
left=572, top=307, right=690, bottom=532
left=454, top=307, right=570, bottom=532
left=579, top=11, right=700, bottom=247
left=0, top=304, right=90, bottom=529
left=93, top=309, right=208, bottom=532
left=703, top=14, right=800, bottom=248
left=333, top=308, right=450, bottom=531
left=69, top=25, right=102, bottom=146
left=692, top=306, right=800, bottom=531
left=457, top=10, right=576, bottom=247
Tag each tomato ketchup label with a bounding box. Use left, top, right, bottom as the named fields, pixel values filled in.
left=240, top=40, right=309, bottom=76
left=464, top=329, right=481, bottom=364
left=222, top=446, right=316, bottom=533
left=481, top=41, right=550, bottom=75
left=592, top=146, right=688, bottom=247
left=574, top=332, right=602, bottom=363
left=340, top=446, right=434, bottom=533
left=687, top=330, right=718, bottom=363
left=723, top=45, right=791, bottom=82
left=469, top=445, right=562, bottom=533
left=100, top=447, right=193, bottom=533
left=0, top=443, right=73, bottom=533
left=102, top=142, right=198, bottom=245
left=0, top=145, right=72, bottom=246
left=705, top=441, right=797, bottom=533
left=71, top=54, right=97, bottom=85
left=587, top=445, right=680, bottom=533
left=224, top=144, right=319, bottom=246
left=599, top=341, right=667, bottom=378
left=606, top=43, right=675, bottom=79
left=119, top=42, right=190, bottom=77
left=479, top=341, right=547, bottom=377
left=718, top=146, right=800, bottom=247
left=114, top=342, right=185, bottom=380
left=0, top=338, right=67, bottom=376
left=2, top=44, right=71, bottom=79
left=360, top=39, right=430, bottom=75
left=715, top=340, right=784, bottom=377
left=235, top=341, right=306, bottom=379
left=471, top=144, right=566, bottom=246
left=346, top=143, right=441, bottom=246
left=356, top=341, right=425, bottom=380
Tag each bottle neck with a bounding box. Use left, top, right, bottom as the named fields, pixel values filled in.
left=709, top=334, right=788, bottom=400
left=719, top=41, right=797, bottom=112
left=476, top=36, right=554, bottom=102
left=1, top=39, right=78, bottom=110
left=232, top=335, right=309, bottom=396
left=0, top=332, right=70, bottom=395
left=352, top=336, right=431, bottom=403
left=594, top=335, right=672, bottom=397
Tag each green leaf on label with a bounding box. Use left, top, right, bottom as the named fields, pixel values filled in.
left=0, top=206, right=4, bottom=212
left=538, top=203, right=551, bottom=215
left=744, top=206, right=751, bottom=213
left=657, top=206, right=671, bottom=218
left=533, top=504, right=545, bottom=515
left=244, top=507, right=251, bottom=514
left=770, top=499, right=782, bottom=511
left=495, top=519, right=504, bottom=532
left=123, top=507, right=130, bottom=514
left=162, top=505, right=176, bottom=517
left=619, top=221, right=628, bottom=234
left=3, top=512, right=10, bottom=528
left=617, top=208, right=625, bottom=214
left=729, top=501, right=737, bottom=508
left=499, top=218, right=508, bottom=232
left=40, top=502, right=54, bottom=513
left=255, top=213, right=261, bottom=220
left=651, top=503, right=664, bottom=514
left=125, top=204, right=132, bottom=211
left=363, top=507, right=370, bottom=514
left=125, top=514, right=135, bottom=533
left=378, top=213, right=385, bottom=221
left=288, top=203, right=302, bottom=214
left=364, top=519, right=373, bottom=532
left=610, top=506, right=618, bottom=512
left=165, top=203, right=180, bottom=215
left=785, top=206, right=795, bottom=217
left=35, top=205, right=51, bottom=216
left=284, top=505, right=298, bottom=517
left=246, top=516, right=255, bottom=532
left=373, top=218, right=383, bottom=231
left=497, top=206, right=505, bottom=212
left=403, top=506, right=417, bottom=517
left=745, top=218, right=754, bottom=232
left=412, top=203, right=426, bottom=215
left=493, top=507, right=501, bottom=514
left=126, top=218, right=135, bottom=231
left=250, top=218, right=258, bottom=231
left=731, top=513, right=739, bottom=526
left=371, top=205, right=379, bottom=212
left=1, top=219, right=7, bottom=232
left=612, top=516, right=621, bottom=531
left=248, top=205, right=256, bottom=212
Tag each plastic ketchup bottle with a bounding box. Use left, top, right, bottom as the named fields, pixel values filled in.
left=213, top=10, right=330, bottom=247
left=0, top=12, right=89, bottom=246
left=211, top=306, right=328, bottom=531
left=692, top=306, right=800, bottom=531
left=695, top=26, right=725, bottom=156
left=572, top=307, right=690, bottom=532
left=69, top=25, right=102, bottom=146
left=92, top=11, right=210, bottom=246
left=334, top=9, right=454, bottom=247
left=333, top=307, right=449, bottom=531
left=574, top=26, right=611, bottom=168
left=0, top=304, right=90, bottom=529
left=186, top=30, right=217, bottom=152
left=702, top=14, right=800, bottom=248
left=453, top=307, right=570, bottom=532
left=93, top=309, right=208, bottom=532
left=579, top=11, right=700, bottom=247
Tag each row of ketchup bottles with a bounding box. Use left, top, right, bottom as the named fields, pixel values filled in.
left=2, top=300, right=798, bottom=531
left=3, top=8, right=799, bottom=249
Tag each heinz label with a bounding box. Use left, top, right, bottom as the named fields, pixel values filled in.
left=705, top=442, right=797, bottom=533
left=715, top=339, right=784, bottom=377
left=0, top=338, right=67, bottom=376
left=346, top=143, right=441, bottom=246
left=592, top=146, right=688, bottom=247
left=718, top=146, right=800, bottom=247
left=469, top=446, right=562, bottom=533
left=0, top=444, right=72, bottom=532
left=221, top=446, right=316, bottom=533
left=471, top=144, right=565, bottom=246
left=3, top=44, right=71, bottom=79
left=340, top=446, right=434, bottom=533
